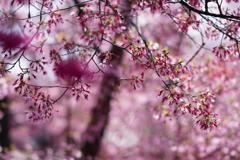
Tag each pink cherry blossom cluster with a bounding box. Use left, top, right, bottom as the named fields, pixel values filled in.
left=130, top=72, right=144, bottom=90
left=127, top=39, right=147, bottom=61
left=192, top=90, right=218, bottom=131
left=49, top=49, right=62, bottom=66
left=29, top=57, right=48, bottom=77
left=130, top=0, right=169, bottom=13
left=157, top=87, right=218, bottom=131
left=76, top=3, right=124, bottom=46
left=42, top=0, right=64, bottom=9
left=205, top=27, right=220, bottom=40
left=24, top=91, right=55, bottom=123
left=13, top=76, right=56, bottom=123
left=71, top=81, right=90, bottom=102
left=98, top=51, right=119, bottom=67
left=187, top=0, right=201, bottom=8
left=46, top=11, right=63, bottom=34
left=223, top=21, right=240, bottom=40
left=175, top=13, right=200, bottom=33
left=213, top=44, right=231, bottom=60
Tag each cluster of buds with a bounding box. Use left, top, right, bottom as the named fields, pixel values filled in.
left=130, top=72, right=144, bottom=90
left=71, top=81, right=90, bottom=102
left=45, top=11, right=63, bottom=34
left=224, top=21, right=239, bottom=40
left=205, top=27, right=220, bottom=41
left=175, top=12, right=200, bottom=33
left=14, top=57, right=48, bottom=82
left=98, top=51, right=119, bottom=67
left=187, top=0, right=201, bottom=8
left=29, top=57, right=48, bottom=76
left=14, top=73, right=40, bottom=103
left=13, top=74, right=56, bottom=123
left=23, top=19, right=35, bottom=33
left=76, top=4, right=94, bottom=28
left=76, top=3, right=124, bottom=46
left=49, top=49, right=62, bottom=66
left=157, top=88, right=218, bottom=131
left=50, top=11, right=63, bottom=23
left=101, top=14, right=124, bottom=33
left=25, top=92, right=55, bottom=123
left=43, top=0, right=64, bottom=9
left=80, top=30, right=103, bottom=47
left=181, top=89, right=218, bottom=131
left=195, top=111, right=218, bottom=131
left=130, top=0, right=169, bottom=13
left=129, top=42, right=146, bottom=61
left=213, top=44, right=231, bottom=60
left=154, top=49, right=188, bottom=78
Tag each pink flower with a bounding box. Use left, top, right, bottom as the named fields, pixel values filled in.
left=0, top=30, right=25, bottom=52
left=213, top=45, right=230, bottom=60
left=188, top=0, right=200, bottom=7
left=55, top=59, right=93, bottom=80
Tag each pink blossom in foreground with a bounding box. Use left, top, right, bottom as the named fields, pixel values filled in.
left=0, top=30, right=25, bottom=52
left=55, top=59, right=93, bottom=80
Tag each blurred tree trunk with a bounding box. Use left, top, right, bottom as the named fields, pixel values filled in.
left=66, top=106, right=75, bottom=144
left=0, top=97, right=11, bottom=152
left=80, top=45, right=123, bottom=157
left=80, top=0, right=131, bottom=158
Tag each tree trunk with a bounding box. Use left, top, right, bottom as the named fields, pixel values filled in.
left=0, top=97, right=11, bottom=152
left=80, top=2, right=132, bottom=158
left=80, top=44, right=123, bottom=157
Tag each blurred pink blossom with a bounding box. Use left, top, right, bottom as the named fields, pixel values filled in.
left=55, top=59, right=93, bottom=80
left=0, top=30, right=25, bottom=52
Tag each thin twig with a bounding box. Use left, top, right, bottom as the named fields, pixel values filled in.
left=185, top=42, right=205, bottom=66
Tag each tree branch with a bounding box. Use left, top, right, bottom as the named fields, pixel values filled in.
left=185, top=42, right=205, bottom=66
left=179, top=0, right=240, bottom=20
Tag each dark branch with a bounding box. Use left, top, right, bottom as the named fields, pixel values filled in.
left=185, top=42, right=205, bottom=66
left=179, top=0, right=240, bottom=20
